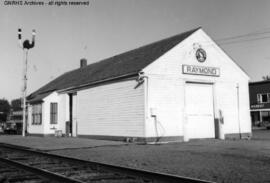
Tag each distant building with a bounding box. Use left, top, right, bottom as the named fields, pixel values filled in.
left=249, top=80, right=270, bottom=128
left=10, top=98, right=23, bottom=123
left=8, top=98, right=26, bottom=133
left=27, top=28, right=251, bottom=142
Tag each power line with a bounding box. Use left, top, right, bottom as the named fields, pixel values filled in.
left=215, top=28, right=270, bottom=43
left=218, top=35, right=270, bottom=45
left=199, top=28, right=270, bottom=46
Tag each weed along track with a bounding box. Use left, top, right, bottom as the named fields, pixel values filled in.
left=0, top=143, right=214, bottom=183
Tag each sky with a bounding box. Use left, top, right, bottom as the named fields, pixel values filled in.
left=0, top=0, right=270, bottom=101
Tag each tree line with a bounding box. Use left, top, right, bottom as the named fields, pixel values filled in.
left=0, top=98, right=22, bottom=123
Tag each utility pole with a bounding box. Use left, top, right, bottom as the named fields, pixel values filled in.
left=18, top=28, right=36, bottom=137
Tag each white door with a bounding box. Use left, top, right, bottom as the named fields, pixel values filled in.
left=185, top=83, right=215, bottom=139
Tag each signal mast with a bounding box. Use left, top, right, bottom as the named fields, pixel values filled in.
left=18, top=28, right=36, bottom=137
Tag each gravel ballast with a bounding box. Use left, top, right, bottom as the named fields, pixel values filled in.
left=0, top=130, right=269, bottom=183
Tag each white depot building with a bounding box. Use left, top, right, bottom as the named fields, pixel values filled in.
left=27, top=28, right=251, bottom=142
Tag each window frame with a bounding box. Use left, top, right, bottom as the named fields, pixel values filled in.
left=50, top=102, right=58, bottom=124
left=32, top=104, right=42, bottom=125
left=257, top=93, right=270, bottom=103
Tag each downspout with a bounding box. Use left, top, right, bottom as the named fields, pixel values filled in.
left=68, top=93, right=73, bottom=137
left=183, top=81, right=189, bottom=142
left=138, top=71, right=149, bottom=141
left=237, top=83, right=241, bottom=139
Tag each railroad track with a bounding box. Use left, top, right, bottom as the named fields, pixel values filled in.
left=0, top=143, right=215, bottom=183
left=0, top=160, right=51, bottom=183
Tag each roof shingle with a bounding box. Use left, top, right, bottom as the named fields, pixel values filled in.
left=28, top=27, right=200, bottom=102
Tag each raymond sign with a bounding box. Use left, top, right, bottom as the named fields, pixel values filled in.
left=182, top=65, right=220, bottom=77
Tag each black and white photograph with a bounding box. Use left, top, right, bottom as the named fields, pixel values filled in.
left=0, top=0, right=270, bottom=182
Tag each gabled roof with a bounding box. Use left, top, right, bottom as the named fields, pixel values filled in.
left=27, top=92, right=51, bottom=104
left=27, top=27, right=200, bottom=102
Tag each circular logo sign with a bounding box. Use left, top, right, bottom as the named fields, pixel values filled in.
left=196, top=48, right=207, bottom=63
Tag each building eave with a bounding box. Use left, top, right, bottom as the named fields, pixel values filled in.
left=57, top=72, right=139, bottom=94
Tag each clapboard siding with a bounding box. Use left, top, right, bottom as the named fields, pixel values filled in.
left=145, top=76, right=184, bottom=138
left=215, top=82, right=239, bottom=134
left=238, top=82, right=251, bottom=133
left=77, top=79, right=145, bottom=137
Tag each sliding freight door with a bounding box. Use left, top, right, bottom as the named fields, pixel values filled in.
left=185, top=83, right=215, bottom=139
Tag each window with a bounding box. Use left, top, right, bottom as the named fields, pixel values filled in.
left=257, top=93, right=270, bottom=103
left=262, top=94, right=268, bottom=103
left=261, top=111, right=270, bottom=122
left=32, top=104, right=42, bottom=125
left=50, top=103, right=58, bottom=124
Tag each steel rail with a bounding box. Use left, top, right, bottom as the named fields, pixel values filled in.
left=0, top=143, right=215, bottom=183
left=0, top=157, right=84, bottom=183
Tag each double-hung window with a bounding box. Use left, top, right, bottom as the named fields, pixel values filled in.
left=50, top=103, right=58, bottom=124
left=32, top=104, right=42, bottom=125
left=257, top=93, right=270, bottom=103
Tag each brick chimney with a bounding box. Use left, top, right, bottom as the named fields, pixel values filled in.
left=80, top=58, right=87, bottom=68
